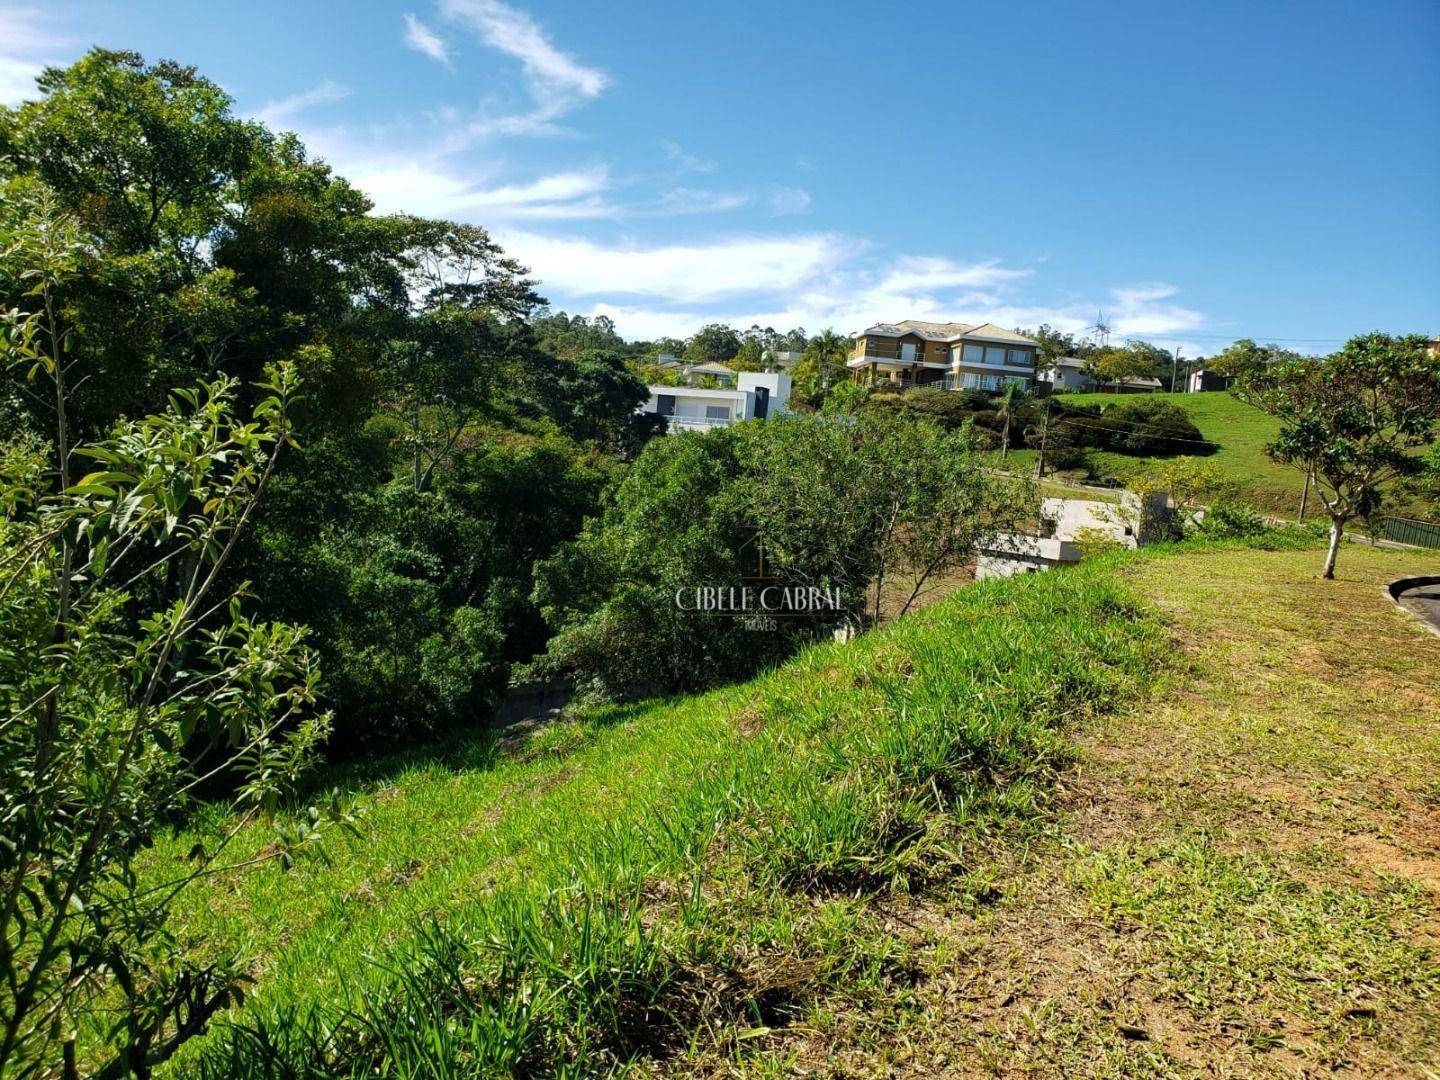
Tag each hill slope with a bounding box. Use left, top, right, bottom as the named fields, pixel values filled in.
left=145, top=538, right=1440, bottom=1075
left=1056, top=391, right=1305, bottom=512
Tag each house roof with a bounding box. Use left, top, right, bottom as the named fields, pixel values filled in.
left=855, top=320, right=1039, bottom=346
left=684, top=362, right=736, bottom=376
left=1098, top=375, right=1164, bottom=388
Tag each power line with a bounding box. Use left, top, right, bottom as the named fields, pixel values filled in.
left=1121, top=332, right=1347, bottom=344
left=1054, top=417, right=1218, bottom=447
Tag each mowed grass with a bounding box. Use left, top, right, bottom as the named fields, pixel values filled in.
left=1056, top=391, right=1305, bottom=513
left=773, top=541, right=1440, bottom=1076
left=143, top=553, right=1168, bottom=1075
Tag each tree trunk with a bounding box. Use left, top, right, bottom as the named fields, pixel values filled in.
left=1322, top=516, right=1344, bottom=579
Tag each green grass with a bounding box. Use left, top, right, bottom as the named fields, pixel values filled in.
left=145, top=555, right=1167, bottom=1075
left=802, top=541, right=1440, bottom=1075
left=1056, top=391, right=1305, bottom=513
left=136, top=537, right=1440, bottom=1075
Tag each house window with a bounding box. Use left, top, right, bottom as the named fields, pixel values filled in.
left=962, top=344, right=984, bottom=364
left=704, top=405, right=731, bottom=420
left=961, top=373, right=982, bottom=389
left=985, top=346, right=1006, bottom=365
left=1007, top=349, right=1032, bottom=366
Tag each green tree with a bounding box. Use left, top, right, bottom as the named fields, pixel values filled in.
left=1083, top=346, right=1156, bottom=390
left=995, top=379, right=1029, bottom=459
left=1233, top=332, right=1440, bottom=578
left=0, top=199, right=335, bottom=1078
left=1207, top=339, right=1306, bottom=382
left=538, top=348, right=656, bottom=452
left=790, top=329, right=852, bottom=409
left=1019, top=324, right=1077, bottom=366
left=532, top=412, right=1034, bottom=697
left=682, top=323, right=741, bottom=364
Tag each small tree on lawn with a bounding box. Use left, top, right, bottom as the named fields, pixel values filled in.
left=1233, top=332, right=1440, bottom=578
left=1083, top=346, right=1154, bottom=391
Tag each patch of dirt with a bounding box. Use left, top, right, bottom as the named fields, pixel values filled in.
left=1341, top=834, right=1440, bottom=895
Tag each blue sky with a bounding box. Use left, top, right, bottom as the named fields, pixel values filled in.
left=2, top=0, right=1437, bottom=354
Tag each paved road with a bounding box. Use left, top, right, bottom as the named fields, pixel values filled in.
left=1397, top=581, right=1440, bottom=633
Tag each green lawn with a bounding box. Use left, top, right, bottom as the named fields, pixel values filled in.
left=1056, top=391, right=1307, bottom=513
left=137, top=535, right=1440, bottom=1075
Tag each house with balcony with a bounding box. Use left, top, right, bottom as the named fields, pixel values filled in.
left=848, top=320, right=1040, bottom=392
left=637, top=371, right=792, bottom=433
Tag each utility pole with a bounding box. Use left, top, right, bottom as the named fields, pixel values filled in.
left=1172, top=346, right=1183, bottom=394
left=1298, top=469, right=1312, bottom=522
left=1035, top=398, right=1052, bottom=478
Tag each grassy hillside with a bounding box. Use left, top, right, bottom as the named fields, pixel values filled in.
left=1055, top=391, right=1306, bottom=513
left=798, top=540, right=1440, bottom=1074
left=139, top=535, right=1440, bottom=1075
left=152, top=552, right=1167, bottom=1074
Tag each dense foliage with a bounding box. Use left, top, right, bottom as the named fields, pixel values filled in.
left=0, top=195, right=338, bottom=1076
left=1056, top=397, right=1211, bottom=456
left=532, top=412, right=1033, bottom=700
left=0, top=50, right=655, bottom=756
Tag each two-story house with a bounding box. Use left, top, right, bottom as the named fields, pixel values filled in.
left=637, top=371, right=793, bottom=433
left=848, top=321, right=1041, bottom=392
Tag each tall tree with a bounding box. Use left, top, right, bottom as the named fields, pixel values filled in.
left=1234, top=332, right=1440, bottom=578
left=1083, top=346, right=1156, bottom=390
left=682, top=323, right=741, bottom=365
left=0, top=193, right=335, bottom=1079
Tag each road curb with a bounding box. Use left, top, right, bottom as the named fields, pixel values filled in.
left=1387, top=575, right=1440, bottom=640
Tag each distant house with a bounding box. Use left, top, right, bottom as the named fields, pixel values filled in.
left=1097, top=374, right=1162, bottom=394
left=1187, top=368, right=1231, bottom=392
left=1040, top=356, right=1094, bottom=391
left=847, top=320, right=1040, bottom=392
left=656, top=358, right=738, bottom=387
left=638, top=372, right=792, bottom=433
left=763, top=349, right=805, bottom=370
left=1039, top=355, right=1162, bottom=394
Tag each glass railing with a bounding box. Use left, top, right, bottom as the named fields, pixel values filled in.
left=666, top=415, right=734, bottom=431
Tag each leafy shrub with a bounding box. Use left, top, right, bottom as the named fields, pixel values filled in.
left=1056, top=398, right=1210, bottom=456
left=532, top=413, right=1035, bottom=700
left=1196, top=502, right=1268, bottom=539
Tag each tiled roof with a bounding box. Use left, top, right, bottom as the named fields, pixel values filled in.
left=962, top=323, right=1038, bottom=344
left=857, top=320, right=1039, bottom=346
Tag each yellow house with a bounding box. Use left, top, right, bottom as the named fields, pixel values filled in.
left=848, top=320, right=1040, bottom=391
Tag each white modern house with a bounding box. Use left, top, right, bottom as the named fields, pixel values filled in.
left=638, top=372, right=793, bottom=433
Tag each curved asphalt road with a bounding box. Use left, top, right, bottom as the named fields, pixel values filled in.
left=1396, top=581, right=1440, bottom=634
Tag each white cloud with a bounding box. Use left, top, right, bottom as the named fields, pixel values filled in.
left=343, top=159, right=609, bottom=218
left=644, top=188, right=749, bottom=217
left=660, top=138, right=715, bottom=174
left=0, top=55, right=42, bottom=105
left=495, top=230, right=849, bottom=304
left=0, top=6, right=72, bottom=106
left=766, top=186, right=812, bottom=217
left=403, top=13, right=451, bottom=65
left=255, top=79, right=350, bottom=128
left=876, top=256, right=1031, bottom=295
left=439, top=0, right=608, bottom=139
left=1108, top=282, right=1204, bottom=338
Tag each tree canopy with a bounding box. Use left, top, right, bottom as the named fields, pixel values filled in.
left=1233, top=332, right=1440, bottom=577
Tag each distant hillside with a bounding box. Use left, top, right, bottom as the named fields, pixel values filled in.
left=1055, top=391, right=1305, bottom=514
